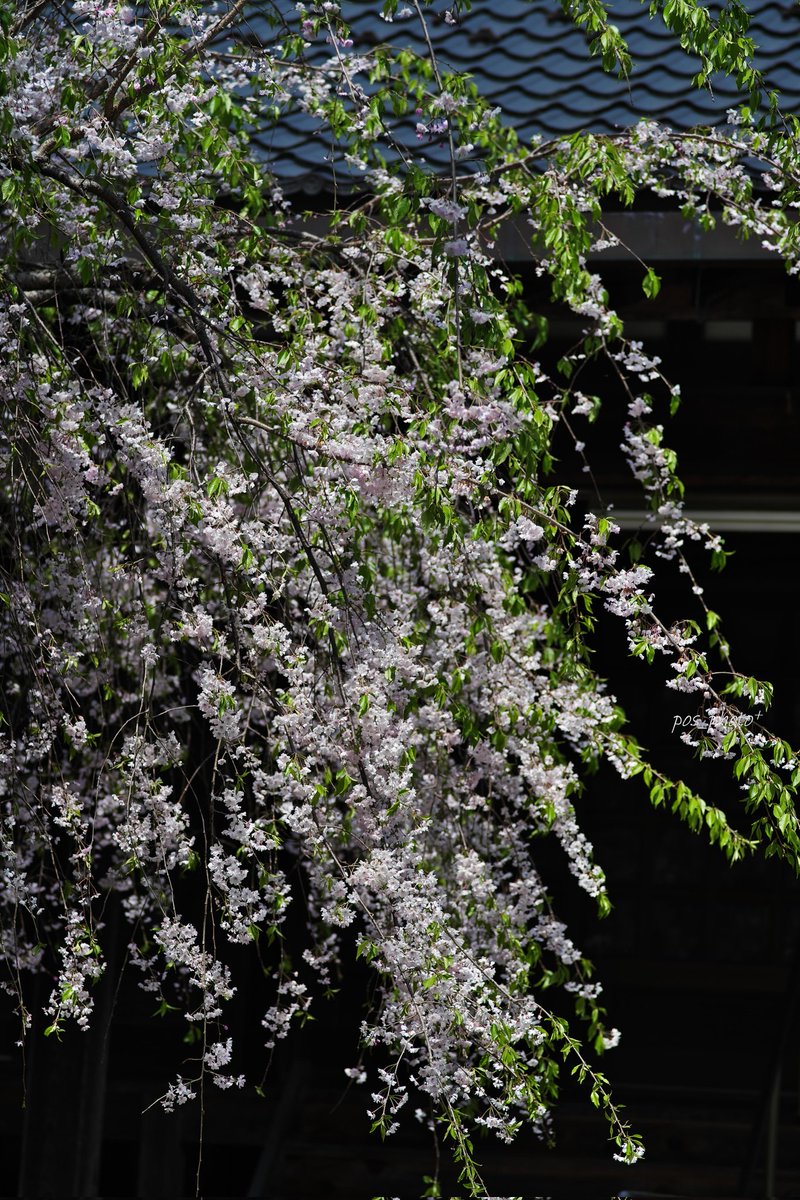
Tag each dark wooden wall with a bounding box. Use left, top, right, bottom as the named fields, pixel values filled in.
left=1, top=260, right=799, bottom=1199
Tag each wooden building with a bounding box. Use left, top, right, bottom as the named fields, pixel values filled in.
left=3, top=2, right=800, bottom=1196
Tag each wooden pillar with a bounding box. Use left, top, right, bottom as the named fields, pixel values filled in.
left=137, top=1105, right=188, bottom=1198
left=17, top=975, right=112, bottom=1196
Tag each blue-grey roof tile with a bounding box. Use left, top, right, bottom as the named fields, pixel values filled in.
left=241, top=0, right=800, bottom=185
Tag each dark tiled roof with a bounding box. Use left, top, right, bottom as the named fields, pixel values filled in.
left=245, top=0, right=800, bottom=185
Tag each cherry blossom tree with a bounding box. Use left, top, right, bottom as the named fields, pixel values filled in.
left=2, top=0, right=799, bottom=1191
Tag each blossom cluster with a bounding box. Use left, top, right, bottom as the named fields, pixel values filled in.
left=0, top=1, right=798, bottom=1192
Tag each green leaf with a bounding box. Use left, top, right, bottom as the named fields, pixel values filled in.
left=642, top=267, right=661, bottom=299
